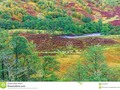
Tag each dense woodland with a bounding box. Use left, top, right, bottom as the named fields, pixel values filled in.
left=0, top=0, right=120, bottom=81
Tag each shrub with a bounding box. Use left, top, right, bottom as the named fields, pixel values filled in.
left=82, top=17, right=92, bottom=23
left=45, top=12, right=66, bottom=19
left=1, top=13, right=11, bottom=19
left=72, top=12, right=81, bottom=19
left=101, top=24, right=111, bottom=35
left=0, top=19, right=21, bottom=29
left=108, top=26, right=120, bottom=35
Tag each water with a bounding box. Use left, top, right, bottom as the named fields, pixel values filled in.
left=60, top=33, right=101, bottom=39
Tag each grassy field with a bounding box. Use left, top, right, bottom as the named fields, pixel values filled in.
left=55, top=35, right=120, bottom=78
left=8, top=29, right=63, bottom=35
left=101, top=35, right=120, bottom=42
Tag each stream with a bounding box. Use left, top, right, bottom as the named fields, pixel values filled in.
left=59, top=33, right=101, bottom=39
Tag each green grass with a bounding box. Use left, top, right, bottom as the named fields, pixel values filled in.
left=100, top=35, right=120, bottom=39
left=8, top=29, right=63, bottom=35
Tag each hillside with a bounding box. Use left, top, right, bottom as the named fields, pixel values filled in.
left=0, top=0, right=120, bottom=25
left=0, top=0, right=120, bottom=36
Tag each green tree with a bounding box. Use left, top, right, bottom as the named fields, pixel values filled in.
left=0, top=31, right=42, bottom=81
left=65, top=46, right=109, bottom=81
left=79, top=46, right=109, bottom=81
left=0, top=29, right=8, bottom=80
left=41, top=56, right=59, bottom=81
left=82, top=17, right=92, bottom=23
left=97, top=19, right=103, bottom=32
left=10, top=33, right=41, bottom=81
left=1, top=13, right=11, bottom=20
left=19, top=42, right=41, bottom=81
left=101, top=24, right=111, bottom=35
left=0, top=29, right=13, bottom=81
left=9, top=35, right=41, bottom=81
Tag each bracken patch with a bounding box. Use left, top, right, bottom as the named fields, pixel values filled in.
left=20, top=33, right=117, bottom=52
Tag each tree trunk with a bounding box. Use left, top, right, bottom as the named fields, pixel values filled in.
left=15, top=49, right=18, bottom=80
left=1, top=60, right=5, bottom=80
left=26, top=58, right=30, bottom=81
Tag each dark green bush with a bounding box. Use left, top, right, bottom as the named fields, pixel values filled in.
left=0, top=19, right=21, bottom=29
left=82, top=17, right=92, bottom=23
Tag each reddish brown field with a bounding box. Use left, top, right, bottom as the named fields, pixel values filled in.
left=20, top=33, right=117, bottom=52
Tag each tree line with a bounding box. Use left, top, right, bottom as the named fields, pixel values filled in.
left=0, top=15, right=120, bottom=35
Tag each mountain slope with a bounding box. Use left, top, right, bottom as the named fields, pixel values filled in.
left=0, top=0, right=120, bottom=26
